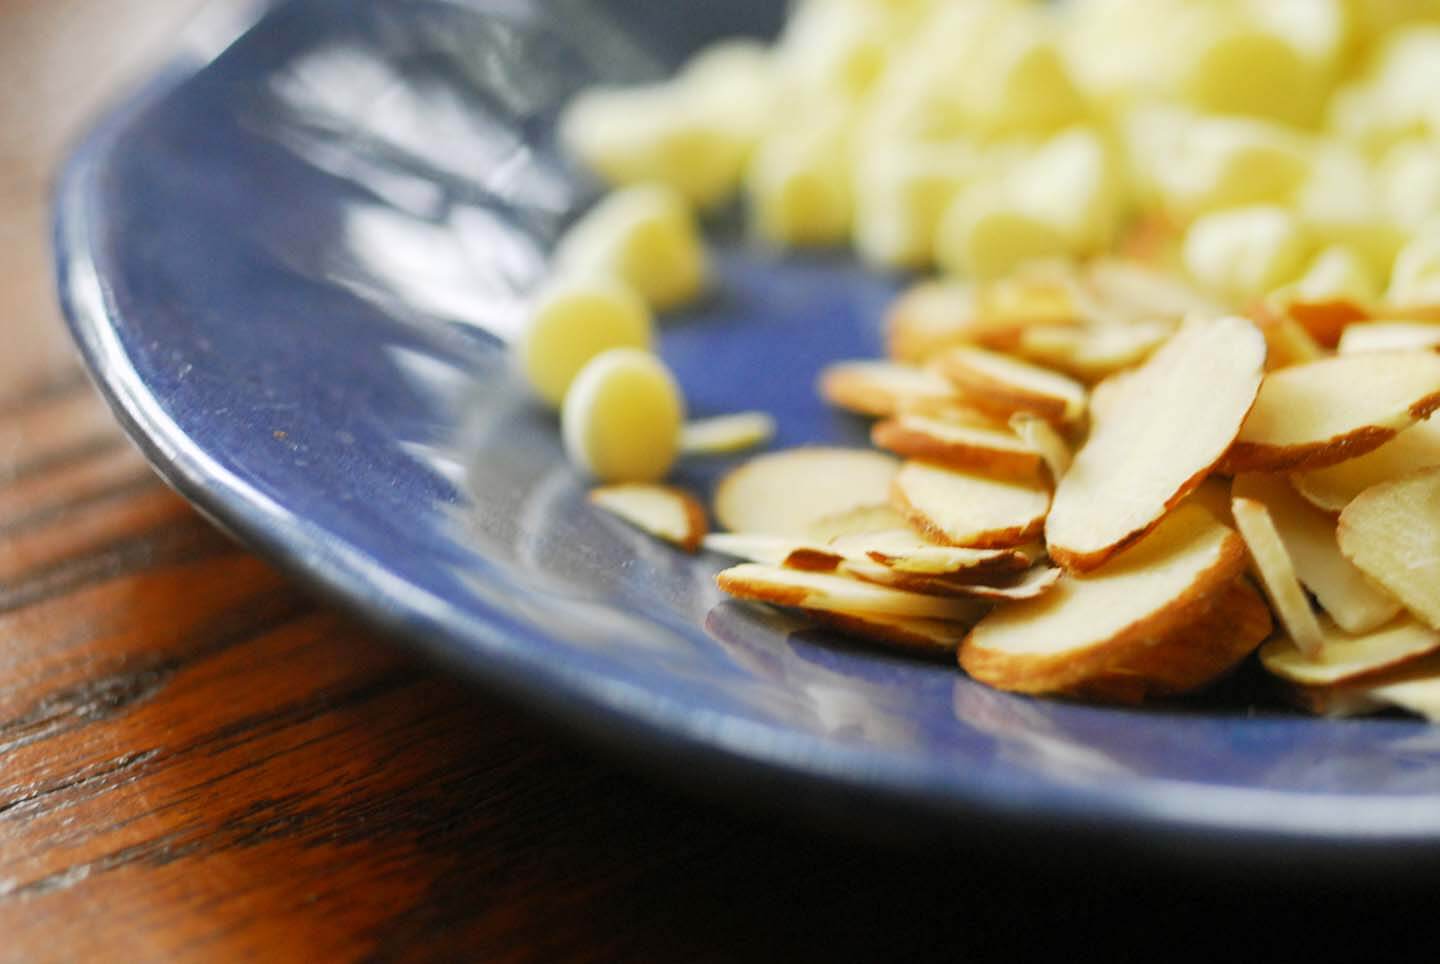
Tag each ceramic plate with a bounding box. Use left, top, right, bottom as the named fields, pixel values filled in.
left=55, top=0, right=1440, bottom=862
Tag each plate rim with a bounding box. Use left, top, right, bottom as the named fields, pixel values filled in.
left=50, top=0, right=1440, bottom=864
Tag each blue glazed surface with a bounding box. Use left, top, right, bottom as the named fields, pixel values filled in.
left=54, top=0, right=1440, bottom=859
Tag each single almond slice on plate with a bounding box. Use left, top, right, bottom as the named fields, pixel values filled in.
left=1221, top=352, right=1440, bottom=473
left=805, top=611, right=973, bottom=655
left=1337, top=322, right=1440, bottom=355
left=960, top=504, right=1265, bottom=702
left=1338, top=467, right=1440, bottom=630
left=937, top=346, right=1088, bottom=425
left=1261, top=615, right=1440, bottom=687
left=1232, top=474, right=1400, bottom=634
left=891, top=461, right=1050, bottom=548
left=817, top=360, right=959, bottom=418
left=1046, top=316, right=1266, bottom=571
left=589, top=484, right=708, bottom=552
left=871, top=415, right=1043, bottom=477
left=1008, top=414, right=1072, bottom=482
left=715, top=563, right=987, bottom=622
left=680, top=412, right=776, bottom=455
left=1291, top=417, right=1440, bottom=513
left=713, top=448, right=898, bottom=536
left=1232, top=496, right=1325, bottom=659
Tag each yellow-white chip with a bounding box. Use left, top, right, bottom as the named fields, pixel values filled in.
left=562, top=348, right=685, bottom=483
left=1182, top=205, right=1310, bottom=303
left=514, top=276, right=653, bottom=409
left=935, top=186, right=1072, bottom=281
left=680, top=412, right=776, bottom=456
left=554, top=184, right=708, bottom=311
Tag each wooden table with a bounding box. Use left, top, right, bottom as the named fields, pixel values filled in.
left=1, top=2, right=1434, bottom=960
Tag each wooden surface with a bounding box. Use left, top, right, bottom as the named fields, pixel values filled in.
left=0, top=2, right=1435, bottom=961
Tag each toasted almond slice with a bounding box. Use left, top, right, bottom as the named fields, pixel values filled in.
left=804, top=504, right=910, bottom=542
left=1261, top=615, right=1440, bottom=687
left=960, top=504, right=1264, bottom=702
left=1009, top=414, right=1071, bottom=482
left=1337, top=321, right=1440, bottom=355
left=938, top=346, right=1088, bottom=425
left=1222, top=352, right=1440, bottom=473
left=863, top=542, right=1037, bottom=578
left=817, top=360, right=960, bottom=418
left=680, top=412, right=776, bottom=455
left=1291, top=417, right=1440, bottom=513
left=805, top=611, right=974, bottom=655
left=871, top=415, right=1043, bottom=477
left=1233, top=474, right=1400, bottom=634
left=1232, top=496, right=1325, bottom=659
left=1289, top=652, right=1440, bottom=719
left=891, top=461, right=1050, bottom=549
left=1082, top=258, right=1225, bottom=326
left=1338, top=466, right=1440, bottom=631
left=1014, top=321, right=1172, bottom=381
left=827, top=528, right=934, bottom=556
left=885, top=274, right=1080, bottom=363
left=836, top=555, right=1061, bottom=601
left=1046, top=317, right=1266, bottom=571
left=713, top=448, right=898, bottom=536
left=885, top=281, right=1007, bottom=363
left=715, top=563, right=987, bottom=622
left=589, top=484, right=708, bottom=552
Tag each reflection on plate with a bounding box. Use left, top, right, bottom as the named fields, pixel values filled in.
left=54, top=0, right=1440, bottom=861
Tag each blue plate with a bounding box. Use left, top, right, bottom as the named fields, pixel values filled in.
left=55, top=0, right=1440, bottom=862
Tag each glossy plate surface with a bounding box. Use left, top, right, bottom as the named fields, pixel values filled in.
left=55, top=0, right=1440, bottom=860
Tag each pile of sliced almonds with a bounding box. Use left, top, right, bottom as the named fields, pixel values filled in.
left=587, top=260, right=1440, bottom=716
left=550, top=0, right=1440, bottom=720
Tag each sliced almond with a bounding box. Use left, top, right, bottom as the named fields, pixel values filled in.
left=1046, top=317, right=1266, bottom=571
left=1014, top=321, right=1172, bottom=381
left=702, top=532, right=803, bottom=565
left=680, top=412, right=776, bottom=455
left=589, top=484, right=708, bottom=552
left=1338, top=466, right=1440, bottom=631
left=1232, top=496, right=1325, bottom=659
left=938, top=346, right=1088, bottom=425
left=805, top=611, right=974, bottom=655
left=1232, top=474, right=1400, bottom=634
left=1081, top=258, right=1224, bottom=327
left=835, top=557, right=1061, bottom=601
left=715, top=563, right=987, bottom=622
left=804, top=504, right=911, bottom=542
left=1181, top=477, right=1236, bottom=527
left=891, top=461, right=1050, bottom=549
left=817, top=360, right=959, bottom=418
left=1222, top=352, right=1440, bottom=473
left=1289, top=652, right=1440, bottom=719
left=1261, top=615, right=1440, bottom=688
left=1337, top=321, right=1440, bottom=355
left=1291, top=417, right=1440, bottom=513
left=713, top=448, right=898, bottom=536
left=886, top=280, right=1011, bottom=363
left=860, top=541, right=1037, bottom=579
left=1008, top=414, right=1072, bottom=482
left=960, top=504, right=1265, bottom=702
left=871, top=415, right=1043, bottom=477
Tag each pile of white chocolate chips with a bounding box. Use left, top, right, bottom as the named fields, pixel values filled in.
left=512, top=0, right=1440, bottom=717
